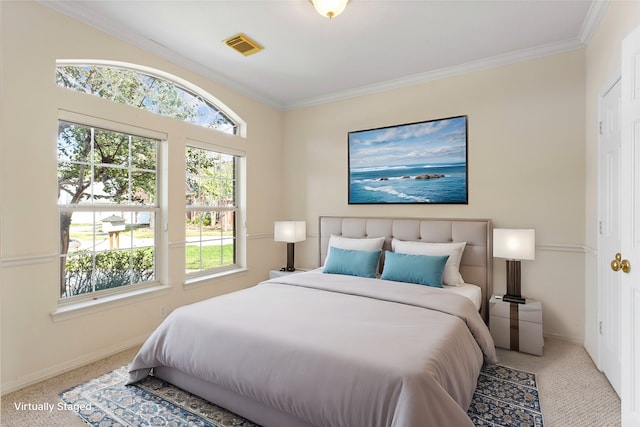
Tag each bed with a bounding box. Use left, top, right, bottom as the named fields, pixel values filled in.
left=128, top=216, right=498, bottom=427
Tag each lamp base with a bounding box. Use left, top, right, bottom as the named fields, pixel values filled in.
left=504, top=259, right=526, bottom=304
left=502, top=294, right=526, bottom=304
left=282, top=242, right=296, bottom=272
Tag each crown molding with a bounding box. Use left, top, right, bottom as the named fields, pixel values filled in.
left=286, top=37, right=585, bottom=110
left=292, top=0, right=607, bottom=111
left=578, top=0, right=609, bottom=45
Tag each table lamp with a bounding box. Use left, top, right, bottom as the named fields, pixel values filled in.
left=274, top=221, right=306, bottom=272
left=493, top=228, right=535, bottom=304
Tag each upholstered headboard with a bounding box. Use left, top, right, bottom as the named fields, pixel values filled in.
left=319, top=216, right=493, bottom=322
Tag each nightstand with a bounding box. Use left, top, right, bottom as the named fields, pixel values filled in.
left=489, top=295, right=543, bottom=356
left=269, top=269, right=308, bottom=279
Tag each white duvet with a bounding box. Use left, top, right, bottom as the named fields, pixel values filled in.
left=128, top=270, right=498, bottom=427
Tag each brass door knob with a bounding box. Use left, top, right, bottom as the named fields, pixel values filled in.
left=611, top=253, right=631, bottom=273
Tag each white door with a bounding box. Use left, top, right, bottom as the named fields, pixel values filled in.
left=600, top=78, right=622, bottom=397
left=621, top=25, right=640, bottom=427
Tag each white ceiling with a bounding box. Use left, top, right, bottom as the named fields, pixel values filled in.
left=43, top=0, right=605, bottom=111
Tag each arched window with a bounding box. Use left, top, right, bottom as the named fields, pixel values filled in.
left=56, top=62, right=239, bottom=135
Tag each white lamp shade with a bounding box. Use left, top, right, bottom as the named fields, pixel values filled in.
left=274, top=221, right=307, bottom=243
left=493, top=228, right=535, bottom=260
left=310, top=0, right=350, bottom=18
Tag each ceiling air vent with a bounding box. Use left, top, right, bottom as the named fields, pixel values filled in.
left=224, top=33, right=263, bottom=56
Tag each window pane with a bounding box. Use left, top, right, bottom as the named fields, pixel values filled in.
left=132, top=247, right=155, bottom=283
left=218, top=154, right=236, bottom=205
left=59, top=209, right=99, bottom=298
left=220, top=178, right=235, bottom=205
left=94, top=250, right=132, bottom=291
left=118, top=212, right=156, bottom=249
left=58, top=162, right=92, bottom=205
left=61, top=252, right=94, bottom=298
left=57, top=121, right=92, bottom=163
left=56, top=64, right=237, bottom=135
left=60, top=211, right=94, bottom=255
left=198, top=178, right=217, bottom=206
left=94, top=129, right=129, bottom=167
left=58, top=122, right=93, bottom=205
left=131, top=137, right=157, bottom=170
left=185, top=210, right=236, bottom=273
left=131, top=172, right=157, bottom=205
left=95, top=166, right=129, bottom=203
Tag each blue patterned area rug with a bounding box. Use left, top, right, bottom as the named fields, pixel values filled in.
left=60, top=364, right=543, bottom=427
left=468, top=364, right=544, bottom=426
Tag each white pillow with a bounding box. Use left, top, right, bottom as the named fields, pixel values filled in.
left=324, top=235, right=385, bottom=265
left=391, top=239, right=466, bottom=286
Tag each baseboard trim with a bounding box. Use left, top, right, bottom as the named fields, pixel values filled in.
left=0, top=333, right=149, bottom=395
left=544, top=333, right=584, bottom=346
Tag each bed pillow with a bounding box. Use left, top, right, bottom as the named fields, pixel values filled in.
left=324, top=235, right=386, bottom=265
left=323, top=247, right=382, bottom=278
left=392, top=239, right=466, bottom=286
left=380, top=251, right=449, bottom=288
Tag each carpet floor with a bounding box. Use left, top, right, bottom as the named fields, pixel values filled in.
left=1, top=338, right=620, bottom=426
left=58, top=364, right=543, bottom=427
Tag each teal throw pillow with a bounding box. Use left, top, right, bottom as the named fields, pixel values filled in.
left=380, top=251, right=449, bottom=288
left=323, top=247, right=381, bottom=278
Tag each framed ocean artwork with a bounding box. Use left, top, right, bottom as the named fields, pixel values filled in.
left=348, top=115, right=468, bottom=204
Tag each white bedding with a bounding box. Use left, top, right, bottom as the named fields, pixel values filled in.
left=443, top=283, right=482, bottom=310
left=128, top=270, right=497, bottom=427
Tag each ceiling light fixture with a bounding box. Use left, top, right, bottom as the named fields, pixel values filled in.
left=310, top=0, right=350, bottom=19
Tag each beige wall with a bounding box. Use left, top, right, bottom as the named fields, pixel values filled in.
left=4, top=0, right=630, bottom=394
left=583, top=1, right=640, bottom=363
left=0, top=2, right=285, bottom=393
left=284, top=50, right=587, bottom=343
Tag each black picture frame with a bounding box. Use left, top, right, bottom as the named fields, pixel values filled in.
left=348, top=115, right=468, bottom=205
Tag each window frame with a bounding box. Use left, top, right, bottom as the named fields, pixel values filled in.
left=57, top=111, right=165, bottom=305
left=56, top=59, right=246, bottom=137
left=184, top=140, right=245, bottom=280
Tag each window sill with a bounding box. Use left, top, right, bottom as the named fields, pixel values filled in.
left=51, top=284, right=171, bottom=322
left=184, top=267, right=248, bottom=290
